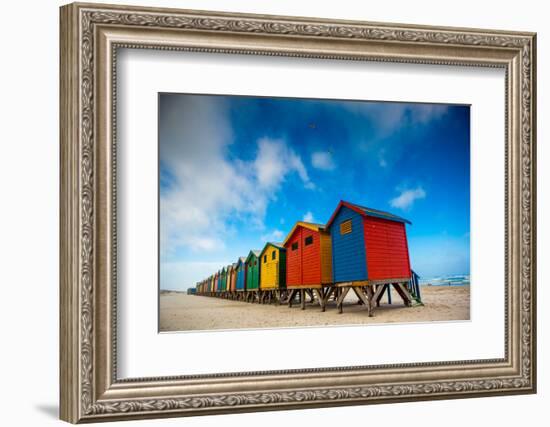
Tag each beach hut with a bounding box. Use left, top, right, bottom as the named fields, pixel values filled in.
left=325, top=200, right=414, bottom=315
left=235, top=257, right=247, bottom=299
left=213, top=272, right=219, bottom=295
left=282, top=221, right=333, bottom=310
left=225, top=266, right=231, bottom=293
left=231, top=262, right=237, bottom=292
left=220, top=267, right=227, bottom=294
left=216, top=268, right=225, bottom=294
left=230, top=262, right=238, bottom=296
left=259, top=242, right=286, bottom=303
left=244, top=250, right=261, bottom=302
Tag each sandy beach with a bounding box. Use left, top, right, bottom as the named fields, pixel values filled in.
left=159, top=285, right=470, bottom=332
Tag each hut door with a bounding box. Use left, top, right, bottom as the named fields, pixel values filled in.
left=287, top=230, right=302, bottom=286
left=302, top=229, right=320, bottom=286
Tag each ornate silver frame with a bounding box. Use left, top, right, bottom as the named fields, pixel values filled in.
left=60, top=2, right=537, bottom=423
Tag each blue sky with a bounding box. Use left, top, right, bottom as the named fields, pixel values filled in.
left=159, top=93, right=470, bottom=290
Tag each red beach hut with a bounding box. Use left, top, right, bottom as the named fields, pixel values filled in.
left=325, top=200, right=414, bottom=314
left=283, top=221, right=332, bottom=288
left=326, top=200, right=412, bottom=283
left=282, top=221, right=333, bottom=310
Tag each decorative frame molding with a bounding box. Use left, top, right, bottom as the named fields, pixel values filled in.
left=60, top=2, right=536, bottom=423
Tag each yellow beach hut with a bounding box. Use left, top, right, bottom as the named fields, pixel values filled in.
left=259, top=242, right=287, bottom=291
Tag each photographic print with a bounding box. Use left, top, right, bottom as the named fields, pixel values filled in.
left=159, top=93, right=470, bottom=332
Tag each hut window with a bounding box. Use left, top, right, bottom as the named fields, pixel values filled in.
left=254, top=261, right=257, bottom=266
left=340, top=219, right=352, bottom=235
left=263, top=255, right=267, bottom=263
left=271, top=250, right=276, bottom=260
left=305, top=236, right=313, bottom=246
left=291, top=242, right=299, bottom=251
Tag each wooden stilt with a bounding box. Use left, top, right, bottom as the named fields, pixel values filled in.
left=336, top=287, right=351, bottom=313
left=281, top=290, right=288, bottom=304
left=313, top=288, right=326, bottom=312
left=300, top=289, right=306, bottom=310
left=288, top=289, right=297, bottom=308
left=322, top=287, right=335, bottom=308
left=374, top=284, right=387, bottom=307
left=351, top=286, right=368, bottom=306
left=366, top=286, right=376, bottom=316
left=392, top=282, right=413, bottom=307
left=370, top=285, right=386, bottom=317
left=400, top=283, right=413, bottom=307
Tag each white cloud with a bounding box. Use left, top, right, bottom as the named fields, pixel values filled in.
left=254, top=137, right=315, bottom=190
left=302, top=211, right=315, bottom=223
left=390, top=186, right=426, bottom=210
left=411, top=104, right=449, bottom=125
left=341, top=102, right=448, bottom=132
left=160, top=95, right=255, bottom=257
left=260, top=229, right=284, bottom=243
left=311, top=151, right=336, bottom=171
left=159, top=95, right=314, bottom=261
left=378, top=149, right=387, bottom=168
left=344, top=103, right=449, bottom=169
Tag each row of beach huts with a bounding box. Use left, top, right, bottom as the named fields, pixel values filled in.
left=190, top=200, right=422, bottom=316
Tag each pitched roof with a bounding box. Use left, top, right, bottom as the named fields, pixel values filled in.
left=245, top=250, right=261, bottom=263
left=282, top=221, right=326, bottom=246
left=326, top=200, right=411, bottom=228
left=259, top=241, right=286, bottom=256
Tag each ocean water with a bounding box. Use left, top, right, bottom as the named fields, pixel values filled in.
left=418, top=275, right=470, bottom=286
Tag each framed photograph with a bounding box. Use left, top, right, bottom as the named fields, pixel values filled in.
left=60, top=2, right=537, bottom=423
